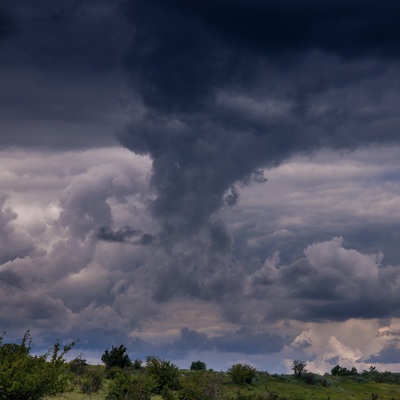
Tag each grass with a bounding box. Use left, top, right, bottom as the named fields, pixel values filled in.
left=48, top=370, right=400, bottom=400
left=224, top=373, right=400, bottom=400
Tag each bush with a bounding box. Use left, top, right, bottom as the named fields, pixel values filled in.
left=106, top=370, right=157, bottom=400
left=190, top=360, right=207, bottom=371
left=0, top=331, right=75, bottom=400
left=68, top=355, right=88, bottom=376
left=301, top=372, right=317, bottom=385
left=101, top=344, right=132, bottom=369
left=331, top=365, right=358, bottom=376
left=228, top=363, right=257, bottom=385
left=178, top=372, right=222, bottom=400
left=162, top=386, right=176, bottom=400
left=78, top=367, right=104, bottom=394
left=146, top=356, right=180, bottom=392
left=133, top=358, right=143, bottom=370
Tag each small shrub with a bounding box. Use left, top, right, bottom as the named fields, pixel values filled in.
left=190, top=360, right=207, bottom=371
left=105, top=371, right=156, bottom=400
left=162, top=386, right=175, bottom=400
left=331, top=365, right=358, bottom=376
left=146, top=356, right=180, bottom=392
left=133, top=358, right=143, bottom=370
left=228, top=363, right=257, bottom=385
left=178, top=373, right=222, bottom=400
left=68, top=355, right=88, bottom=376
left=322, top=377, right=331, bottom=387
left=301, top=372, right=316, bottom=385
left=79, top=367, right=103, bottom=394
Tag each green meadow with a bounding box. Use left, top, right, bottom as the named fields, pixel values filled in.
left=47, top=368, right=400, bottom=400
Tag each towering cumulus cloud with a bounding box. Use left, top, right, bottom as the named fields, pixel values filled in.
left=119, top=0, right=400, bottom=236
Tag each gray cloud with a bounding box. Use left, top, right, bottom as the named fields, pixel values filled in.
left=136, top=326, right=288, bottom=360
left=244, top=237, right=400, bottom=323
left=2, top=1, right=127, bottom=74
left=119, top=0, right=400, bottom=241
left=211, top=326, right=287, bottom=355
left=0, top=269, right=23, bottom=288
left=97, top=226, right=155, bottom=245
left=173, top=327, right=288, bottom=354
left=0, top=1, right=129, bottom=151
left=0, top=3, right=15, bottom=42
left=0, top=196, right=33, bottom=264
left=3, top=0, right=400, bottom=373
left=366, top=340, right=400, bottom=364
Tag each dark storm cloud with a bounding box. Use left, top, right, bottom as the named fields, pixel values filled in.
left=173, top=328, right=213, bottom=353
left=0, top=196, right=33, bottom=264
left=166, top=327, right=287, bottom=358
left=211, top=326, right=286, bottom=354
left=151, top=244, right=242, bottom=303
left=1, top=0, right=127, bottom=73
left=97, top=226, right=155, bottom=245
left=366, top=340, right=400, bottom=364
left=0, top=270, right=23, bottom=288
left=122, top=0, right=400, bottom=112
left=120, top=0, right=400, bottom=237
left=0, top=3, right=15, bottom=42
left=4, top=0, right=400, bottom=371
left=0, top=0, right=130, bottom=150
left=208, top=221, right=232, bottom=255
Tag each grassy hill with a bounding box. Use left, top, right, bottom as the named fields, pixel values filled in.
left=49, top=368, right=400, bottom=400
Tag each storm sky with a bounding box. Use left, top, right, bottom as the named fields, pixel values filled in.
left=2, top=0, right=400, bottom=372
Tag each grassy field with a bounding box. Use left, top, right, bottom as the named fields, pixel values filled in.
left=48, top=370, right=400, bottom=400
left=237, top=374, right=400, bottom=400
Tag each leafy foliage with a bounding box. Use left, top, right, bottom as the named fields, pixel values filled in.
left=190, top=360, right=207, bottom=371
left=292, top=360, right=307, bottom=378
left=105, top=370, right=157, bottom=400
left=331, top=365, right=358, bottom=376
left=68, top=355, right=88, bottom=376
left=78, top=366, right=104, bottom=395
left=161, top=386, right=175, bottom=400
left=228, top=363, right=257, bottom=385
left=133, top=358, right=143, bottom=370
left=178, top=372, right=222, bottom=400
left=146, top=356, right=180, bottom=392
left=0, top=330, right=75, bottom=400
left=101, top=344, right=132, bottom=369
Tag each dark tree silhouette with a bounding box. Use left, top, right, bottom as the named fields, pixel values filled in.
left=101, top=344, right=132, bottom=369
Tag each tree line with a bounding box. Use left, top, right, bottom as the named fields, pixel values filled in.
left=0, top=332, right=397, bottom=400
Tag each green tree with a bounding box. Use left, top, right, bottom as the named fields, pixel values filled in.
left=101, top=345, right=132, bottom=369
left=292, top=360, right=307, bottom=378
left=331, top=365, right=358, bottom=376
left=133, top=358, right=143, bottom=370
left=228, top=363, right=256, bottom=385
left=190, top=360, right=207, bottom=371
left=146, top=356, right=180, bottom=392
left=0, top=330, right=75, bottom=400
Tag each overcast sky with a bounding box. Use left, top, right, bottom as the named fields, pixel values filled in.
left=2, top=0, right=400, bottom=373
